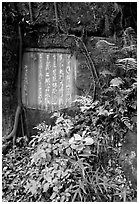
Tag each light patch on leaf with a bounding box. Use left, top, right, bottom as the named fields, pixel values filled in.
left=76, top=144, right=84, bottom=151
left=110, top=77, right=123, bottom=87
left=115, top=96, right=123, bottom=105
left=53, top=186, right=59, bottom=192
left=97, top=106, right=109, bottom=116
left=83, top=137, right=94, bottom=145
left=25, top=180, right=39, bottom=195
left=74, top=134, right=82, bottom=141
left=69, top=137, right=74, bottom=144
left=50, top=192, right=57, bottom=200
left=100, top=69, right=115, bottom=77
left=70, top=144, right=77, bottom=149
left=43, top=183, right=50, bottom=192
left=66, top=147, right=71, bottom=156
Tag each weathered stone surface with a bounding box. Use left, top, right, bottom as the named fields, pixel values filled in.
left=21, top=42, right=94, bottom=136
left=23, top=108, right=54, bottom=136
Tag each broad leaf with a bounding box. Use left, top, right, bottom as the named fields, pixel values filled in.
left=50, top=192, right=57, bottom=200
left=53, top=186, right=59, bottom=192
left=66, top=147, right=71, bottom=156
left=69, top=137, right=74, bottom=144
left=117, top=58, right=137, bottom=70
left=74, top=134, right=82, bottom=141
left=83, top=137, right=94, bottom=145
left=43, top=183, right=50, bottom=192
left=97, top=106, right=109, bottom=116
left=110, top=77, right=123, bottom=87
left=25, top=180, right=38, bottom=195
left=115, top=96, right=123, bottom=105
left=70, top=144, right=77, bottom=149
left=76, top=144, right=84, bottom=151
left=100, top=69, right=115, bottom=77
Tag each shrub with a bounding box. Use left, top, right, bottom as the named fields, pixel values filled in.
left=24, top=92, right=135, bottom=201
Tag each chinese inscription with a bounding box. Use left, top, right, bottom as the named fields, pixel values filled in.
left=22, top=49, right=77, bottom=112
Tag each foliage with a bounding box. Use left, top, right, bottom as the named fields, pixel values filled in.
left=2, top=26, right=137, bottom=202
left=23, top=43, right=137, bottom=201
left=21, top=114, right=125, bottom=201
left=2, top=145, right=30, bottom=202
left=2, top=2, right=137, bottom=37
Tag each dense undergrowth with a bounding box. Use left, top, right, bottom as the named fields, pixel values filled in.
left=2, top=27, right=137, bottom=202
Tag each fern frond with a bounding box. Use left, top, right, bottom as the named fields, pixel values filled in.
left=121, top=116, right=133, bottom=130
left=123, top=27, right=137, bottom=47
left=121, top=45, right=137, bottom=54
left=116, top=58, right=137, bottom=71
left=96, top=40, right=116, bottom=53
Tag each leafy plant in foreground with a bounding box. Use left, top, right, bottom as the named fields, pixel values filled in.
left=23, top=92, right=135, bottom=202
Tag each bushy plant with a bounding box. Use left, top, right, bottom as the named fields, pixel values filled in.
left=24, top=92, right=135, bottom=202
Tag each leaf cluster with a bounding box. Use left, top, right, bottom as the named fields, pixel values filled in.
left=23, top=86, right=136, bottom=202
